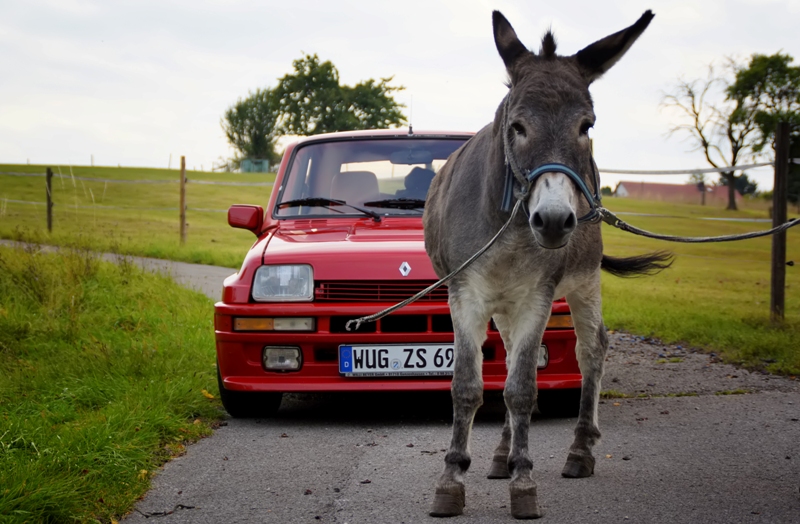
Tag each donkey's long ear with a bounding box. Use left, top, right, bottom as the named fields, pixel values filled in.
left=493, top=11, right=528, bottom=70
left=575, top=10, right=654, bottom=83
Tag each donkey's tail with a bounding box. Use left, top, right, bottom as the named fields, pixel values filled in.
left=601, top=251, right=673, bottom=278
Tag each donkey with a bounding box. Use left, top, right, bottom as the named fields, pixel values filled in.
left=423, top=10, right=670, bottom=519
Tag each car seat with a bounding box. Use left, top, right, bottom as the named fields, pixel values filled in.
left=330, top=171, right=379, bottom=206
left=397, top=167, right=435, bottom=200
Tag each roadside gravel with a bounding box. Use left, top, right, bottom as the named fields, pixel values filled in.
left=604, top=331, right=799, bottom=396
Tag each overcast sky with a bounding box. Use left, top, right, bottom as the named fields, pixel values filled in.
left=1, top=0, right=798, bottom=189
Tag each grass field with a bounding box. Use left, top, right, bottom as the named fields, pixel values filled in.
left=600, top=198, right=800, bottom=373
left=1, top=164, right=798, bottom=373
left=0, top=164, right=273, bottom=268
left=0, top=244, right=222, bottom=523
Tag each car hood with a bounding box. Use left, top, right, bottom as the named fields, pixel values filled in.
left=263, top=221, right=438, bottom=281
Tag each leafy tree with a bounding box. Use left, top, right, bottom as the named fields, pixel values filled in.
left=274, top=54, right=406, bottom=135
left=688, top=172, right=708, bottom=205
left=718, top=172, right=758, bottom=196
left=222, top=54, right=406, bottom=167
left=688, top=172, right=707, bottom=186
left=728, top=53, right=800, bottom=204
left=221, top=88, right=282, bottom=168
left=662, top=63, right=758, bottom=210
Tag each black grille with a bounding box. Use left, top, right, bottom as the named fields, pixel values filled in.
left=330, top=316, right=377, bottom=333
left=432, top=315, right=453, bottom=332
left=315, top=281, right=449, bottom=302
left=380, top=315, right=427, bottom=333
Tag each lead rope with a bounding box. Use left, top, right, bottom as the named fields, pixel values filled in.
left=344, top=200, right=798, bottom=331
left=598, top=208, right=800, bottom=243
left=345, top=199, right=523, bottom=331
left=344, top=202, right=799, bottom=331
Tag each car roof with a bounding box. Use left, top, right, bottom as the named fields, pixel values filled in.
left=292, top=129, right=475, bottom=145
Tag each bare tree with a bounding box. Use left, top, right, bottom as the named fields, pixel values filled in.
left=661, top=62, right=758, bottom=210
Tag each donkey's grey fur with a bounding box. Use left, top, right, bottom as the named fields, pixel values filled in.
left=423, top=10, right=664, bottom=519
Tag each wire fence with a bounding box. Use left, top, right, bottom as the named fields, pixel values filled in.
left=597, top=162, right=774, bottom=175
left=1, top=158, right=797, bottom=221
left=3, top=152, right=796, bottom=322
left=0, top=170, right=273, bottom=214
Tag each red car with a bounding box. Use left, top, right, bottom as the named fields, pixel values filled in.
left=214, top=129, right=581, bottom=417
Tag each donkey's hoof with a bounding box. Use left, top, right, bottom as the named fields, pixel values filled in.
left=487, top=454, right=511, bottom=479
left=429, top=487, right=465, bottom=517
left=509, top=485, right=543, bottom=519
left=561, top=452, right=595, bottom=478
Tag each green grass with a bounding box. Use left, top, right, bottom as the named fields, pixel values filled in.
left=715, top=389, right=751, bottom=395
left=655, top=357, right=685, bottom=364
left=601, top=196, right=800, bottom=374
left=601, top=391, right=706, bottom=399
left=599, top=390, right=629, bottom=399
left=0, top=164, right=275, bottom=268
left=0, top=244, right=223, bottom=523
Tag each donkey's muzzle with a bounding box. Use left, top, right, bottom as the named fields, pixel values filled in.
left=531, top=207, right=577, bottom=249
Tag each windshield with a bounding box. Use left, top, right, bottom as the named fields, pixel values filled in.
left=274, top=137, right=467, bottom=218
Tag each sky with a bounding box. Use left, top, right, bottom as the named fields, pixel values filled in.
left=1, top=0, right=798, bottom=190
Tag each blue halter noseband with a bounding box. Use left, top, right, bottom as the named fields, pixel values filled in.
left=499, top=96, right=602, bottom=224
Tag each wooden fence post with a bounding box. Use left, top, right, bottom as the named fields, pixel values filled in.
left=46, top=167, right=53, bottom=232
left=770, top=122, right=789, bottom=322
left=180, top=156, right=187, bottom=245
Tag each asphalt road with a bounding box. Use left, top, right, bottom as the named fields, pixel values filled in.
left=98, top=256, right=800, bottom=524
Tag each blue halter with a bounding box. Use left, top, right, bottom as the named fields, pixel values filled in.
left=499, top=97, right=602, bottom=223
left=500, top=160, right=602, bottom=223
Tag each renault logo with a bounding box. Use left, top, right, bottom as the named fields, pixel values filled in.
left=399, top=261, right=411, bottom=277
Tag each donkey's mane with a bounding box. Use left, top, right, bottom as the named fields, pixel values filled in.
left=540, top=30, right=557, bottom=59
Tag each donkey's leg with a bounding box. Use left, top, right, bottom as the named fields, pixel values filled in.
left=562, top=275, right=607, bottom=478
left=430, top=294, right=490, bottom=518
left=487, top=314, right=512, bottom=479
left=487, top=410, right=512, bottom=479
left=503, top=297, right=553, bottom=519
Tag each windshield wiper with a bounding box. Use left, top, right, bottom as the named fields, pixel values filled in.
left=278, top=197, right=381, bottom=222
left=363, top=198, right=426, bottom=210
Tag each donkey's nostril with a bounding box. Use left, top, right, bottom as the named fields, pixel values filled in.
left=532, top=212, right=545, bottom=230
left=563, top=212, right=577, bottom=231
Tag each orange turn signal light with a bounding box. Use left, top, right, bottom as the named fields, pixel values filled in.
left=233, top=317, right=274, bottom=331
left=546, top=314, right=573, bottom=329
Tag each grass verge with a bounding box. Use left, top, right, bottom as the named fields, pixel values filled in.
left=0, top=243, right=222, bottom=523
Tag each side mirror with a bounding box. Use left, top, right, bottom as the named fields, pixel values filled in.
left=228, top=205, right=264, bottom=235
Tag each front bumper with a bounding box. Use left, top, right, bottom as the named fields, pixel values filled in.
left=214, top=302, right=581, bottom=393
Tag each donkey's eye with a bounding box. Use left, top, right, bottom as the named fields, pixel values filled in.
left=510, top=122, right=527, bottom=137
left=580, top=122, right=594, bottom=135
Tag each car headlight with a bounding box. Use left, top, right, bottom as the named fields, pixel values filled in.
left=252, top=265, right=313, bottom=302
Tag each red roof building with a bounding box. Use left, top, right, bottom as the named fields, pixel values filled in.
left=613, top=181, right=741, bottom=205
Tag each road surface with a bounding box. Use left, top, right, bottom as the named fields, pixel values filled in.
left=85, top=253, right=799, bottom=523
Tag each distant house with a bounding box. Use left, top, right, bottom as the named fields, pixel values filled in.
left=240, top=159, right=272, bottom=173
left=614, top=181, right=741, bottom=205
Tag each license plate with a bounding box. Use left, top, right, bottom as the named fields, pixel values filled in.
left=339, top=344, right=455, bottom=377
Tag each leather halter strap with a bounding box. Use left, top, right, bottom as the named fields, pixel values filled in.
left=499, top=94, right=602, bottom=223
